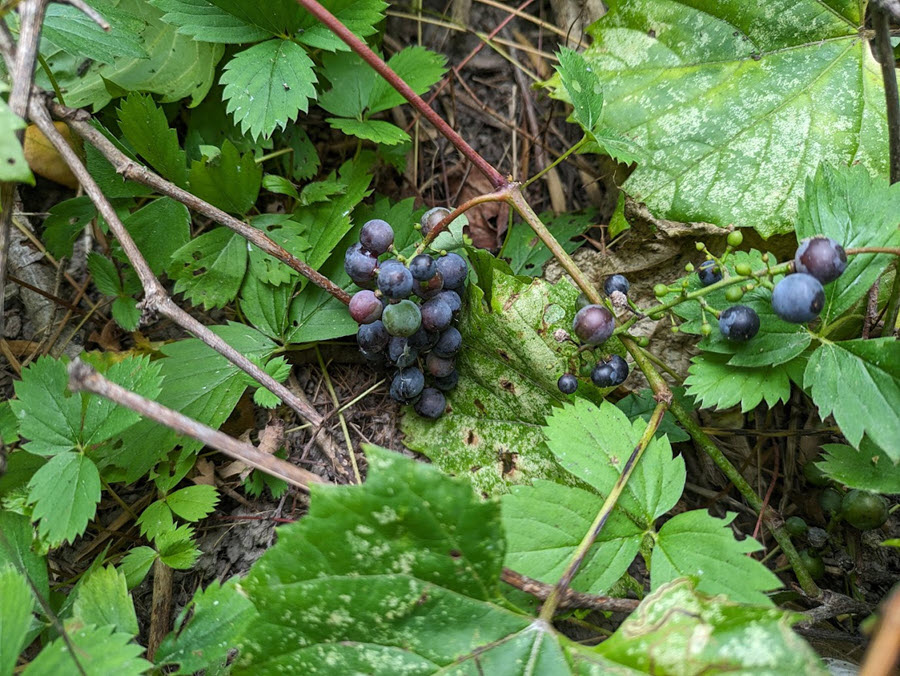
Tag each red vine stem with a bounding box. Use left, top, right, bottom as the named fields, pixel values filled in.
left=294, top=0, right=507, bottom=189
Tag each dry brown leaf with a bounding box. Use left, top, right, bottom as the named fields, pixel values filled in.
left=24, top=122, right=79, bottom=189
left=192, top=457, right=217, bottom=486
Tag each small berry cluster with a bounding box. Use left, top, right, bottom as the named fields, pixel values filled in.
left=557, top=274, right=632, bottom=395
left=772, top=236, right=846, bottom=323
left=345, top=208, right=465, bottom=419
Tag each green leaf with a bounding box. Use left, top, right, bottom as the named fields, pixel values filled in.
left=84, top=127, right=153, bottom=199
left=615, top=388, right=690, bottom=443
left=156, top=579, right=255, bottom=674
left=327, top=117, right=408, bottom=145
left=44, top=0, right=223, bottom=110
left=27, top=453, right=101, bottom=546
left=205, top=0, right=303, bottom=35
left=685, top=353, right=792, bottom=412
left=817, top=441, right=900, bottom=493
left=188, top=140, right=262, bottom=214
left=283, top=127, right=319, bottom=181
left=43, top=1, right=146, bottom=64
left=367, top=46, right=446, bottom=114
left=0, top=511, right=49, bottom=603
left=0, top=401, right=18, bottom=445
left=0, top=565, right=33, bottom=676
left=596, top=579, right=826, bottom=674
left=169, top=227, right=247, bottom=309
left=23, top=624, right=150, bottom=676
left=502, top=209, right=593, bottom=276
left=261, top=174, right=298, bottom=199
left=150, top=0, right=270, bottom=43
left=87, top=252, right=122, bottom=296
left=795, top=163, right=900, bottom=323
left=503, top=479, right=643, bottom=594
left=0, top=93, right=32, bottom=184
left=285, top=283, right=358, bottom=344
left=221, top=39, right=317, bottom=140
left=544, top=399, right=685, bottom=525
left=10, top=357, right=81, bottom=456
left=239, top=275, right=292, bottom=340
left=294, top=0, right=386, bottom=52
left=166, top=485, right=219, bottom=522
left=41, top=196, right=97, bottom=259
left=804, top=339, right=900, bottom=460
left=156, top=525, right=200, bottom=569
left=247, top=214, right=309, bottom=286
left=652, top=511, right=781, bottom=604
left=72, top=566, right=138, bottom=637
left=555, top=46, right=604, bottom=135
left=317, top=51, right=375, bottom=118
left=118, top=546, right=157, bottom=590
left=117, top=92, right=188, bottom=187
left=137, top=500, right=175, bottom=542
left=567, top=0, right=889, bottom=237
left=122, top=198, right=191, bottom=276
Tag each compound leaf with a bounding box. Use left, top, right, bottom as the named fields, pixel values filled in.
left=166, top=485, right=219, bottom=522
left=685, top=353, right=792, bottom=412
left=294, top=0, right=386, bottom=52
left=72, top=566, right=139, bottom=637
left=817, top=441, right=900, bottom=493
left=23, top=624, right=150, bottom=676
left=27, top=453, right=101, bottom=546
left=150, top=0, right=270, bottom=43
left=10, top=357, right=81, bottom=456
left=169, top=227, right=247, bottom=309
left=43, top=1, right=146, bottom=64
left=188, top=140, right=261, bottom=214
left=117, top=93, right=188, bottom=187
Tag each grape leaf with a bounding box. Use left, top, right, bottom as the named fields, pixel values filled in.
left=27, top=453, right=101, bottom=545
left=72, top=566, right=139, bottom=637
left=561, top=0, right=890, bottom=237
left=795, top=163, right=900, bottom=323
left=804, top=338, right=900, bottom=461
left=597, top=579, right=826, bottom=674
left=121, top=198, right=191, bottom=276
left=220, top=39, right=317, bottom=140
left=0, top=565, right=33, bottom=676
left=150, top=0, right=270, bottom=43
left=117, top=93, right=188, bottom=187
left=817, top=441, right=900, bottom=493
left=188, top=140, right=261, bottom=214
left=43, top=1, right=146, bottom=64
left=166, top=485, right=219, bottom=521
left=652, top=511, right=781, bottom=605
left=502, top=209, right=594, bottom=276
left=169, top=227, right=247, bottom=310
left=23, top=623, right=150, bottom=676
left=327, top=118, right=408, bottom=145
left=0, top=93, right=32, bottom=184
left=685, top=353, right=792, bottom=412
left=156, top=579, right=256, bottom=675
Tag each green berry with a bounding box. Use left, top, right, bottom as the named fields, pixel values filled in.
left=802, top=460, right=830, bottom=487
left=799, top=549, right=825, bottom=580
left=818, top=487, right=842, bottom=516
left=695, top=241, right=705, bottom=251
left=785, top=516, right=808, bottom=536
left=700, top=322, right=712, bottom=336
left=841, top=490, right=888, bottom=531
left=735, top=263, right=753, bottom=276
left=727, top=231, right=743, bottom=248
left=725, top=286, right=744, bottom=303
left=653, top=284, right=669, bottom=298
left=684, top=262, right=695, bottom=273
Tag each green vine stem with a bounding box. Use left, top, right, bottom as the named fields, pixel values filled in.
left=538, top=401, right=668, bottom=621
left=522, top=137, right=587, bottom=189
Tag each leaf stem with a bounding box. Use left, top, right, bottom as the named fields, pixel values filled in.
left=417, top=185, right=514, bottom=252
left=522, top=137, right=587, bottom=189
left=538, top=402, right=668, bottom=621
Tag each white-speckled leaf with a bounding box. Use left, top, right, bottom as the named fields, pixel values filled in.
left=560, top=0, right=890, bottom=237
left=402, top=266, right=620, bottom=496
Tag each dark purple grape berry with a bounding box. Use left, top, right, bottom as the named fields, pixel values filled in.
left=436, top=253, right=467, bottom=290
left=433, top=370, right=459, bottom=391
left=388, top=337, right=418, bottom=367
left=344, top=243, right=377, bottom=285
left=606, top=355, right=629, bottom=384
left=421, top=298, right=452, bottom=332
left=390, top=367, right=425, bottom=403
left=718, top=305, right=760, bottom=342
left=432, top=327, right=462, bottom=358
left=408, top=327, right=439, bottom=351
left=572, top=305, right=615, bottom=345
left=382, top=299, right=422, bottom=337
left=414, top=387, right=446, bottom=419
left=591, top=355, right=628, bottom=388
left=359, top=219, right=394, bottom=255
left=426, top=352, right=455, bottom=377
left=697, top=260, right=723, bottom=286
left=412, top=270, right=444, bottom=300
left=359, top=347, right=386, bottom=365
left=558, top=374, right=578, bottom=394
left=349, top=290, right=382, bottom=324
left=794, top=236, right=847, bottom=283
left=604, top=274, right=630, bottom=297
left=377, top=259, right=414, bottom=299
left=420, top=206, right=451, bottom=237
left=409, top=254, right=437, bottom=281
left=771, top=273, right=825, bottom=323
left=357, top=320, right=389, bottom=352
left=435, top=290, right=461, bottom=314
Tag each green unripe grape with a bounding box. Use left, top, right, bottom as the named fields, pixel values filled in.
left=735, top=263, right=753, bottom=276
left=670, top=326, right=680, bottom=333
left=799, top=550, right=825, bottom=580
left=653, top=284, right=669, bottom=298
left=727, top=231, right=744, bottom=248
left=785, top=516, right=808, bottom=536
left=636, top=336, right=650, bottom=347
left=700, top=322, right=712, bottom=336
left=802, top=460, right=830, bottom=487
left=818, top=487, right=842, bottom=515
left=695, top=241, right=705, bottom=251
left=761, top=252, right=770, bottom=263
left=725, top=286, right=744, bottom=303
left=841, top=490, right=889, bottom=531
left=685, top=262, right=695, bottom=272
left=744, top=283, right=756, bottom=292
left=382, top=299, right=422, bottom=337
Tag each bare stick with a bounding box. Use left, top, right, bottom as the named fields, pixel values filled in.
left=50, top=102, right=351, bottom=305
left=294, top=0, right=507, bottom=189
left=500, top=568, right=639, bottom=614
left=27, top=100, right=326, bottom=427
left=67, top=359, right=325, bottom=491
left=872, top=5, right=900, bottom=184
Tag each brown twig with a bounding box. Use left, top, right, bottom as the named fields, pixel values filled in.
left=872, top=5, right=900, bottom=183
left=501, top=568, right=639, bottom=614
left=67, top=359, right=325, bottom=491
left=146, top=548, right=173, bottom=661
left=860, top=583, right=900, bottom=676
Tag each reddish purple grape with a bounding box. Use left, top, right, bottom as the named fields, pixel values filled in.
left=420, top=206, right=451, bottom=237
left=359, top=219, right=394, bottom=254
left=414, top=387, right=446, bottom=419
left=426, top=352, right=455, bottom=377
left=349, top=290, right=382, bottom=324
left=794, top=236, right=847, bottom=283
left=344, top=243, right=377, bottom=285
left=572, top=305, right=615, bottom=345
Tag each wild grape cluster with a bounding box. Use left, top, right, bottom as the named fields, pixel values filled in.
left=345, top=208, right=465, bottom=419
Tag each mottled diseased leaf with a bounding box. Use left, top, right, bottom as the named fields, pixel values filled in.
left=150, top=0, right=270, bottom=43
left=652, top=511, right=781, bottom=604
left=23, top=624, right=150, bottom=676
left=117, top=93, right=188, bottom=187
left=795, top=163, right=900, bottom=323
left=560, top=0, right=889, bottom=237
left=27, top=453, right=101, bottom=545
left=805, top=339, right=900, bottom=461
left=596, top=579, right=826, bottom=674
left=169, top=227, right=247, bottom=309
left=817, top=441, right=900, bottom=493
left=0, top=565, right=33, bottom=676
left=685, top=353, right=792, bottom=412
left=73, top=566, right=139, bottom=637
left=221, top=39, right=317, bottom=140
left=502, top=210, right=594, bottom=276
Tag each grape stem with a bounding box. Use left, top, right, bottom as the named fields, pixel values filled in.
left=417, top=186, right=515, bottom=252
